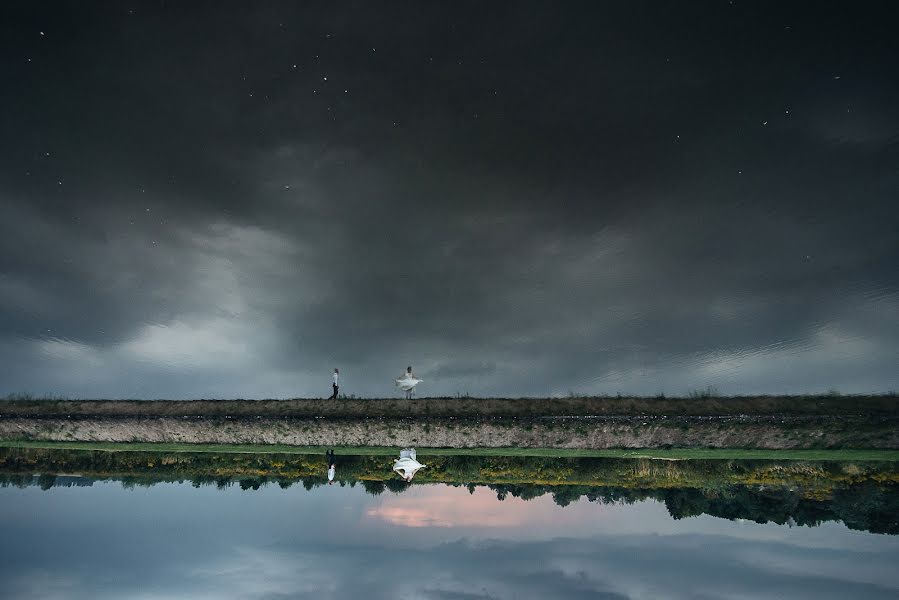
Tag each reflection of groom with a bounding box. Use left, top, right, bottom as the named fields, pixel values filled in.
left=326, top=449, right=336, bottom=485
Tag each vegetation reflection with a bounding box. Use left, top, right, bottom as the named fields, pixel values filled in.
left=2, top=447, right=897, bottom=535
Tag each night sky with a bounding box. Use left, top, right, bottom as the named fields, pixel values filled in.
left=1, top=2, right=897, bottom=399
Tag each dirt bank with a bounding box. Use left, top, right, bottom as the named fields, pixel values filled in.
left=2, top=395, right=897, bottom=418
left=1, top=415, right=897, bottom=449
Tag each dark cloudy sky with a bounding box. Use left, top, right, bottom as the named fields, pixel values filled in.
left=1, top=1, right=897, bottom=398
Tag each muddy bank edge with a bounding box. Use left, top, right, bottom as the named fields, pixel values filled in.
left=1, top=415, right=897, bottom=449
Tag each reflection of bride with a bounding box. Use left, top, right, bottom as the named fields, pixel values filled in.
left=393, top=447, right=426, bottom=481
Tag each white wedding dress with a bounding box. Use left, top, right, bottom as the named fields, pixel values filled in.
left=393, top=448, right=426, bottom=480
left=395, top=376, right=423, bottom=392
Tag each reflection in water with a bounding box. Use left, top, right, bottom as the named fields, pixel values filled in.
left=367, top=485, right=578, bottom=529
left=2, top=447, right=898, bottom=535
left=1, top=448, right=899, bottom=599
left=326, top=448, right=336, bottom=485
left=392, top=447, right=427, bottom=481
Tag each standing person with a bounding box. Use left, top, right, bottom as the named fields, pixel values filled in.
left=326, top=449, right=336, bottom=485
left=328, top=368, right=339, bottom=399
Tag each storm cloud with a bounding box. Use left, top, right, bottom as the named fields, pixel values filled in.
left=1, top=2, right=897, bottom=398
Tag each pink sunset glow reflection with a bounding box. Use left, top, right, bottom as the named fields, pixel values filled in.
left=364, top=484, right=617, bottom=531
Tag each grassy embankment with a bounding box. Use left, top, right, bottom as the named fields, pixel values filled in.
left=2, top=394, right=897, bottom=417
left=3, top=395, right=896, bottom=450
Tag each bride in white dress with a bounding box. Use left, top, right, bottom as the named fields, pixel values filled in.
left=395, top=366, right=422, bottom=399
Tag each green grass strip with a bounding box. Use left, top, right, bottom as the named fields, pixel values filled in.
left=2, top=440, right=899, bottom=461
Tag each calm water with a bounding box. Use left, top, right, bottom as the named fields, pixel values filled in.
left=2, top=449, right=899, bottom=599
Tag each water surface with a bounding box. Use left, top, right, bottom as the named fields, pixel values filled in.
left=2, top=448, right=898, bottom=599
